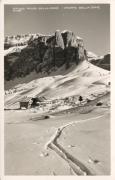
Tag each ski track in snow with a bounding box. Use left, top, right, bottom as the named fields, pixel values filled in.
left=45, top=114, right=106, bottom=176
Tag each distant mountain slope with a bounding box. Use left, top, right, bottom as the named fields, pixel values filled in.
left=87, top=51, right=98, bottom=59
left=88, top=52, right=110, bottom=71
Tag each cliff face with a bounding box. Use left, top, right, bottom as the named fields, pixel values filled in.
left=4, top=30, right=87, bottom=81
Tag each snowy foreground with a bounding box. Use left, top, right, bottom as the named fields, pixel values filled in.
left=5, top=93, right=110, bottom=175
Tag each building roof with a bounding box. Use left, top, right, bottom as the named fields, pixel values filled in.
left=19, top=96, right=46, bottom=103
left=19, top=96, right=32, bottom=102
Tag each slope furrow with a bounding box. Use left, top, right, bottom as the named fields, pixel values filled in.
left=45, top=115, right=104, bottom=175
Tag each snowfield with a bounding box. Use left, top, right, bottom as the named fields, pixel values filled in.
left=5, top=98, right=110, bottom=175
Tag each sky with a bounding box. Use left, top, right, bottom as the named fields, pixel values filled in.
left=4, top=4, right=110, bottom=56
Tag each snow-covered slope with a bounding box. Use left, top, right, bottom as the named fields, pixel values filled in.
left=87, top=51, right=104, bottom=60
left=4, top=45, right=27, bottom=56
left=87, top=51, right=98, bottom=59
left=4, top=60, right=110, bottom=108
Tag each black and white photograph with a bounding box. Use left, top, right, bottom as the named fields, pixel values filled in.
left=3, top=1, right=112, bottom=177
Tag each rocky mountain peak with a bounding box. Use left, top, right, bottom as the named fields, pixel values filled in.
left=55, top=30, right=64, bottom=49
left=4, top=30, right=87, bottom=81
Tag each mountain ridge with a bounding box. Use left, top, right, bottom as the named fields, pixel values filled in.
left=4, top=30, right=83, bottom=49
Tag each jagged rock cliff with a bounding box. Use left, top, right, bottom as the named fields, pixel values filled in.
left=4, top=30, right=87, bottom=81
